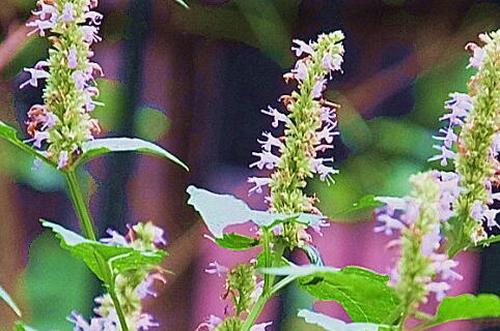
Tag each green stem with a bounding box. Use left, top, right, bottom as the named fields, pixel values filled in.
left=64, top=170, right=97, bottom=240
left=242, top=231, right=284, bottom=331
left=108, top=285, right=130, bottom=331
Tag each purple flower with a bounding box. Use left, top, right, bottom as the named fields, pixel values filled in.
left=440, top=93, right=473, bottom=126
left=248, top=177, right=271, bottom=194
left=490, top=133, right=500, bottom=157
left=320, top=107, right=337, bottom=125
left=312, top=78, right=327, bottom=99
left=310, top=219, right=330, bottom=236
left=257, top=132, right=282, bottom=151
left=374, top=214, right=406, bottom=236
left=427, top=281, right=451, bottom=302
left=483, top=208, right=500, bottom=229
left=261, top=106, right=288, bottom=128
left=310, top=157, right=338, bottom=181
left=322, top=52, right=343, bottom=73
left=81, top=26, right=102, bottom=44
left=57, top=151, right=69, bottom=169
left=291, top=60, right=308, bottom=81
left=421, top=224, right=441, bottom=256
left=204, top=261, right=228, bottom=278
left=29, top=131, right=49, bottom=148
left=136, top=314, right=160, bottom=330
left=428, top=145, right=456, bottom=167
left=32, top=3, right=58, bottom=21
left=100, top=229, right=128, bottom=246
left=465, top=42, right=486, bottom=69
left=19, top=68, right=50, bottom=89
left=67, top=47, right=78, bottom=69
left=291, top=39, right=314, bottom=57
left=61, top=3, right=75, bottom=23
left=72, top=71, right=88, bottom=90
left=250, top=151, right=280, bottom=170
left=432, top=127, right=457, bottom=149
left=431, top=254, right=463, bottom=281
left=85, top=11, right=104, bottom=25
left=196, top=315, right=223, bottom=331
left=316, top=124, right=338, bottom=144
left=151, top=225, right=167, bottom=245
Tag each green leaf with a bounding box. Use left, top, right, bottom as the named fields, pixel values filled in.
left=332, top=195, right=384, bottom=218
left=41, top=220, right=166, bottom=282
left=214, top=233, right=260, bottom=250
left=0, top=121, right=55, bottom=167
left=14, top=322, right=38, bottom=331
left=262, top=265, right=401, bottom=324
left=298, top=310, right=380, bottom=331
left=187, top=185, right=325, bottom=238
left=420, top=294, right=500, bottom=329
left=74, top=137, right=188, bottom=171
left=0, top=285, right=21, bottom=317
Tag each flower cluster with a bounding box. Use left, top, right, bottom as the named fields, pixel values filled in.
left=375, top=172, right=462, bottom=315
left=430, top=30, right=500, bottom=245
left=248, top=32, right=344, bottom=246
left=196, top=316, right=271, bottom=331
left=70, top=222, right=166, bottom=331
left=198, top=262, right=271, bottom=331
left=22, top=0, right=103, bottom=168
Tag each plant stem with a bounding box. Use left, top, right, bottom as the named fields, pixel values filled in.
left=108, top=285, right=130, bottom=331
left=64, top=170, right=97, bottom=240
left=242, top=231, right=284, bottom=331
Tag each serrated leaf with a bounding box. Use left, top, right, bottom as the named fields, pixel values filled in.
left=298, top=310, right=380, bottom=331
left=419, top=294, right=500, bottom=329
left=0, top=285, right=21, bottom=317
left=187, top=185, right=325, bottom=238
left=74, top=138, right=188, bottom=171
left=0, top=120, right=55, bottom=167
left=41, top=220, right=165, bottom=282
left=14, top=322, right=38, bottom=331
left=214, top=233, right=260, bottom=250
left=262, top=265, right=401, bottom=324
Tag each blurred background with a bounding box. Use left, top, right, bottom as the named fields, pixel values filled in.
left=0, top=0, right=499, bottom=330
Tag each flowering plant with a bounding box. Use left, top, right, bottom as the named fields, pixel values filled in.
left=0, top=1, right=188, bottom=330
left=0, top=1, right=499, bottom=330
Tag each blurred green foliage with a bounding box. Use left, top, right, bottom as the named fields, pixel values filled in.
left=316, top=56, right=471, bottom=222
left=22, top=232, right=95, bottom=331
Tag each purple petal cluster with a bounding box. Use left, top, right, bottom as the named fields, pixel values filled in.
left=249, top=33, right=345, bottom=196
left=22, top=0, right=104, bottom=168
left=375, top=171, right=463, bottom=302
left=71, top=222, right=167, bottom=330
